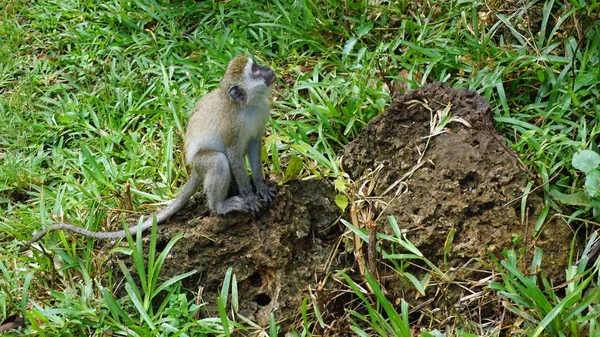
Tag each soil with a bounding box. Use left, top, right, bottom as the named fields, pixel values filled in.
left=343, top=82, right=574, bottom=318
left=154, top=180, right=340, bottom=327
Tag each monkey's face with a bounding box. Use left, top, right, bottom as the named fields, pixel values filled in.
left=226, top=56, right=276, bottom=105
left=245, top=58, right=276, bottom=90
left=250, top=62, right=276, bottom=87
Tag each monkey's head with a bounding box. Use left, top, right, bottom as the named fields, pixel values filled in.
left=222, top=55, right=276, bottom=104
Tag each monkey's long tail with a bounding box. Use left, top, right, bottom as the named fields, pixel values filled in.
left=20, top=171, right=203, bottom=252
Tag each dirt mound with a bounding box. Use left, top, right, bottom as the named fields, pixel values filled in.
left=156, top=82, right=573, bottom=329
left=343, top=82, right=572, bottom=308
left=156, top=180, right=339, bottom=326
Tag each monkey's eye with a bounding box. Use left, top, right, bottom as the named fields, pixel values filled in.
left=251, top=63, right=260, bottom=74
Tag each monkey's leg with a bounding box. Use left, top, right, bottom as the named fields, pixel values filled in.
left=248, top=138, right=276, bottom=202
left=225, top=147, right=260, bottom=212
left=198, top=152, right=249, bottom=215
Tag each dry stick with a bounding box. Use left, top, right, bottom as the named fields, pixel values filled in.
left=181, top=22, right=199, bottom=36
left=366, top=218, right=379, bottom=281
left=123, top=182, right=133, bottom=211
left=322, top=215, right=344, bottom=275
left=0, top=315, right=25, bottom=334
left=194, top=286, right=205, bottom=321
left=522, top=207, right=530, bottom=272
left=350, top=203, right=366, bottom=276
left=375, top=57, right=395, bottom=95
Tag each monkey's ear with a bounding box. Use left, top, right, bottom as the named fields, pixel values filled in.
left=228, top=86, right=247, bottom=104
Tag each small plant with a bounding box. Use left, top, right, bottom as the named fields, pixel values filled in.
left=489, top=233, right=600, bottom=336
left=340, top=216, right=450, bottom=335
left=339, top=270, right=412, bottom=337
left=573, top=150, right=600, bottom=216
left=100, top=218, right=198, bottom=335
left=551, top=149, right=600, bottom=219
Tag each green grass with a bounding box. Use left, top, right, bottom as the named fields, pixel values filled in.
left=1, top=0, right=599, bottom=335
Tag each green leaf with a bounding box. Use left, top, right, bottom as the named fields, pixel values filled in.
left=403, top=272, right=426, bottom=296
left=585, top=169, right=600, bottom=197
left=232, top=274, right=239, bottom=313
left=81, top=144, right=107, bottom=184
left=101, top=288, right=136, bottom=326
left=152, top=270, right=197, bottom=298
left=125, top=283, right=156, bottom=330
left=521, top=181, right=534, bottom=224
left=21, top=271, right=35, bottom=316
left=334, top=177, right=347, bottom=193
left=387, top=216, right=423, bottom=257
left=343, top=37, right=358, bottom=57
left=530, top=276, right=591, bottom=337
left=533, top=203, right=550, bottom=235
left=550, top=189, right=589, bottom=206
left=269, top=313, right=278, bottom=337
left=341, top=218, right=369, bottom=242
left=572, top=150, right=600, bottom=173
left=365, top=272, right=411, bottom=336
left=311, top=296, right=325, bottom=329
left=221, top=267, right=233, bottom=309
left=217, top=296, right=230, bottom=337
left=283, top=155, right=303, bottom=183
left=335, top=194, right=349, bottom=211
left=356, top=22, right=374, bottom=38
left=301, top=297, right=310, bottom=331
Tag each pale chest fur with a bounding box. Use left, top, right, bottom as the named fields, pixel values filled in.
left=236, top=103, right=270, bottom=147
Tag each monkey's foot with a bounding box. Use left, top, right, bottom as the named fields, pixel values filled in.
left=255, top=183, right=276, bottom=203
left=241, top=193, right=261, bottom=213
left=214, top=196, right=251, bottom=215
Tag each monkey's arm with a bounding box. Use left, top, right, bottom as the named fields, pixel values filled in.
left=248, top=138, right=275, bottom=202
left=226, top=147, right=260, bottom=212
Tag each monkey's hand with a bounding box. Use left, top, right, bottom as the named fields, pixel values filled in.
left=255, top=183, right=276, bottom=203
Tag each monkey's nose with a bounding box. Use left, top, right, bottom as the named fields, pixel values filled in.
left=265, top=71, right=276, bottom=86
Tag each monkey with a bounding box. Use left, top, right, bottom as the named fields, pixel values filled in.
left=20, top=55, right=277, bottom=252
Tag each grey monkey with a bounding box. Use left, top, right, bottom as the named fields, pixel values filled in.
left=21, top=55, right=276, bottom=251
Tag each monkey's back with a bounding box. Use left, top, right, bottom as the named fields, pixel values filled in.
left=184, top=90, right=234, bottom=163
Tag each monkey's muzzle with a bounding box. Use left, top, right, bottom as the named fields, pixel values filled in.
left=264, top=70, right=276, bottom=87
